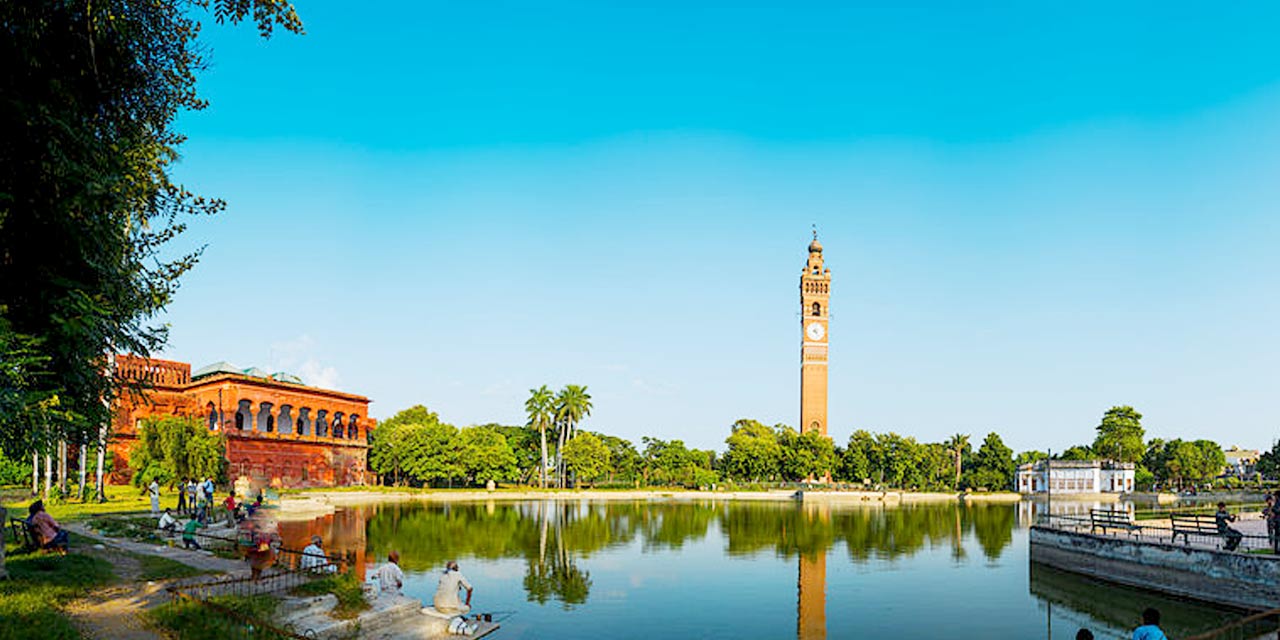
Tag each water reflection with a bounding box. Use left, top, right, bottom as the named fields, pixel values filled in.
left=274, top=499, right=1252, bottom=639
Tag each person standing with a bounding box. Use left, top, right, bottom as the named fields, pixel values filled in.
left=148, top=478, right=160, bottom=514
left=186, top=479, right=198, bottom=516
left=433, top=560, right=474, bottom=614
left=1133, top=607, right=1167, bottom=640
left=1269, top=491, right=1280, bottom=554
left=202, top=477, right=215, bottom=506
left=176, top=478, right=188, bottom=515
left=375, top=551, right=405, bottom=596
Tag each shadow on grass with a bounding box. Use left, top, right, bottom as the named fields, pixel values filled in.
left=0, top=542, right=115, bottom=640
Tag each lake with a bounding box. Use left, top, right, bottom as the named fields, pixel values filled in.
left=276, top=499, right=1256, bottom=639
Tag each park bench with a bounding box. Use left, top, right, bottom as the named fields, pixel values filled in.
left=1170, top=512, right=1220, bottom=545
left=8, top=517, right=38, bottom=551
left=1090, top=508, right=1139, bottom=535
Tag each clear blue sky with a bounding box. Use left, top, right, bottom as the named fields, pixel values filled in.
left=158, top=1, right=1280, bottom=454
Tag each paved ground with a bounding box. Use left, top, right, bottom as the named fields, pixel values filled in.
left=1054, top=511, right=1275, bottom=553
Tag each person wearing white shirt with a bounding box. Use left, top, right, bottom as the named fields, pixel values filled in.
left=300, top=535, right=336, bottom=574
left=433, top=560, right=473, bottom=614
left=148, top=480, right=160, bottom=514
left=375, top=550, right=405, bottom=596
left=157, top=508, right=178, bottom=536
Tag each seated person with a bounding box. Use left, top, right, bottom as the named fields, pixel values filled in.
left=27, top=500, right=68, bottom=552
left=432, top=560, right=473, bottom=614
left=1216, top=502, right=1244, bottom=552
left=375, top=550, right=405, bottom=596
left=300, top=535, right=337, bottom=574
left=158, top=508, right=178, bottom=537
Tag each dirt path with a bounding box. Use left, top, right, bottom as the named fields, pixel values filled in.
left=65, top=544, right=167, bottom=640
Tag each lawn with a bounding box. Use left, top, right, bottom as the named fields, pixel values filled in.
left=0, top=541, right=116, bottom=640
left=148, top=594, right=286, bottom=640
left=289, top=572, right=370, bottom=619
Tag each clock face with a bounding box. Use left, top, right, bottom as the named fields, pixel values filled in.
left=806, top=322, right=825, bottom=341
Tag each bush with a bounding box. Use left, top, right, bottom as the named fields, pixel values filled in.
left=290, top=572, right=369, bottom=619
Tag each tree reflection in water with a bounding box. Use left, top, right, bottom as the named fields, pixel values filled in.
left=305, top=500, right=1020, bottom=609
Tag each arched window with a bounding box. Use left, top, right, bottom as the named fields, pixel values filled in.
left=235, top=413, right=244, bottom=430
left=810, top=421, right=820, bottom=432
left=812, top=302, right=821, bottom=316
left=207, top=403, right=218, bottom=431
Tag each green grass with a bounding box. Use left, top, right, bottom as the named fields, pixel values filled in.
left=289, top=572, right=370, bottom=620
left=0, top=542, right=116, bottom=640
left=148, top=594, right=286, bottom=640
left=2, top=489, right=180, bottom=523
left=135, top=553, right=211, bottom=581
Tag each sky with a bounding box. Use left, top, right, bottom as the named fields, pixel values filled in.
left=158, top=1, right=1280, bottom=454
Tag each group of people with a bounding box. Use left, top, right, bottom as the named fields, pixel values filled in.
left=157, top=477, right=218, bottom=523
left=373, top=550, right=476, bottom=615
left=1076, top=607, right=1167, bottom=640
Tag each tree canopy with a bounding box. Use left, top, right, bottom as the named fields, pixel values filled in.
left=128, top=415, right=225, bottom=487
left=1093, top=406, right=1145, bottom=463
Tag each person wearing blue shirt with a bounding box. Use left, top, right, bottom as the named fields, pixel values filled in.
left=1133, top=607, right=1167, bottom=640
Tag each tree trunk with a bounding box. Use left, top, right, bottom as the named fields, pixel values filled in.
left=78, top=438, right=88, bottom=500
left=539, top=425, right=548, bottom=489
left=44, top=452, right=52, bottom=498
left=0, top=506, right=7, bottom=580
left=58, top=440, right=67, bottom=495
left=32, top=451, right=39, bottom=496
left=95, top=422, right=107, bottom=502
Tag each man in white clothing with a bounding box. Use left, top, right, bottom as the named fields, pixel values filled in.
left=433, top=560, right=473, bottom=614
left=375, top=550, right=405, bottom=596
left=300, top=535, right=336, bottom=574
left=157, top=508, right=178, bottom=537
left=148, top=479, right=160, bottom=514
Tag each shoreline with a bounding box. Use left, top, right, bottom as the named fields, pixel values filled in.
left=274, top=488, right=1027, bottom=520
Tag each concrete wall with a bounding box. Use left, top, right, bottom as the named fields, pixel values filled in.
left=1029, top=526, right=1280, bottom=610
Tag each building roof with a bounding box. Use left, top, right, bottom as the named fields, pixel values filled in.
left=242, top=367, right=271, bottom=379
left=271, top=372, right=305, bottom=385
left=192, top=361, right=241, bottom=379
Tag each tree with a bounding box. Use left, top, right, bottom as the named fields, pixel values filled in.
left=370, top=405, right=445, bottom=486
left=944, top=434, right=971, bottom=490
left=778, top=428, right=836, bottom=482
left=1257, top=440, right=1280, bottom=480
left=967, top=432, right=1014, bottom=491
left=1058, top=445, right=1094, bottom=461
left=525, top=386, right=556, bottom=488
left=1093, top=406, right=1145, bottom=463
left=460, top=427, right=518, bottom=485
left=128, top=415, right=225, bottom=488
left=1014, top=450, right=1048, bottom=467
left=722, top=419, right=782, bottom=482
left=594, top=433, right=640, bottom=484
left=562, top=432, right=611, bottom=487
left=401, top=422, right=462, bottom=486
left=0, top=0, right=302, bottom=502
left=838, top=430, right=877, bottom=484
left=553, top=385, right=592, bottom=487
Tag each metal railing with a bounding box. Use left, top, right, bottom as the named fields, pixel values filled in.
left=1182, top=607, right=1280, bottom=640
left=1036, top=512, right=1274, bottom=553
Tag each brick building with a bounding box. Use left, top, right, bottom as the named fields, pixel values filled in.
left=111, top=354, right=375, bottom=488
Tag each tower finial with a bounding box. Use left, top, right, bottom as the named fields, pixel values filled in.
left=812, top=224, right=817, bottom=241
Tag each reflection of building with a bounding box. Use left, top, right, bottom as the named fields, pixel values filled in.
left=1223, top=446, right=1260, bottom=477
left=111, top=355, right=375, bottom=487
left=1016, top=460, right=1134, bottom=494
left=798, top=553, right=827, bottom=640
left=799, top=232, right=830, bottom=438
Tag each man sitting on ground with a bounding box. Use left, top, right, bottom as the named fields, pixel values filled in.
left=432, top=560, right=473, bottom=614
left=376, top=550, right=405, bottom=596
left=300, top=535, right=336, bottom=574
left=1216, top=502, right=1244, bottom=552
left=27, top=500, right=68, bottom=552
left=1133, top=607, right=1167, bottom=640
left=158, top=508, right=178, bottom=537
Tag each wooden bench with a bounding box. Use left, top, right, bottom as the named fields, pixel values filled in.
left=9, top=517, right=39, bottom=551
left=1170, top=513, right=1220, bottom=545
left=1090, top=508, right=1139, bottom=535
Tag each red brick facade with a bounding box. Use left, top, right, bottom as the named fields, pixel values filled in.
left=111, top=355, right=375, bottom=488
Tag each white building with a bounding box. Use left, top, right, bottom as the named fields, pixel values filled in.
left=1223, top=447, right=1260, bottom=478
left=1016, top=459, right=1135, bottom=494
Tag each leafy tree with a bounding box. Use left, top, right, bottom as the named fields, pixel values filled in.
left=838, top=430, right=877, bottom=484
left=1257, top=440, right=1280, bottom=479
left=1058, top=445, right=1095, bottom=461
left=722, top=419, right=782, bottom=482
left=562, top=432, right=611, bottom=487
left=370, top=405, right=445, bottom=485
left=481, top=424, right=541, bottom=483
left=594, top=434, right=640, bottom=483
left=401, top=422, right=462, bottom=485
left=525, top=386, right=556, bottom=488
left=128, top=416, right=225, bottom=488
left=0, top=0, right=302, bottom=502
left=460, top=427, right=518, bottom=484
left=0, top=449, right=34, bottom=486
left=944, top=434, right=971, bottom=490
left=778, top=428, right=836, bottom=481
left=966, top=432, right=1014, bottom=491
left=1014, top=450, right=1048, bottom=467
left=1092, top=406, right=1145, bottom=463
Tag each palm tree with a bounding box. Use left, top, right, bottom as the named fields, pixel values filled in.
left=946, top=433, right=970, bottom=491
left=525, top=385, right=556, bottom=489
left=554, top=385, right=593, bottom=488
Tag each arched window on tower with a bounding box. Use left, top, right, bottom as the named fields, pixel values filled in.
left=812, top=302, right=821, bottom=317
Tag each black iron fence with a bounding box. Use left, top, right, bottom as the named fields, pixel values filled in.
left=1036, top=512, right=1274, bottom=553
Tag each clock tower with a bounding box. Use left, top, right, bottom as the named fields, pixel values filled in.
left=800, top=231, right=830, bottom=437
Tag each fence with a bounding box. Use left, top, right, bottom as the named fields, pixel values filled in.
left=1036, top=511, right=1274, bottom=553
